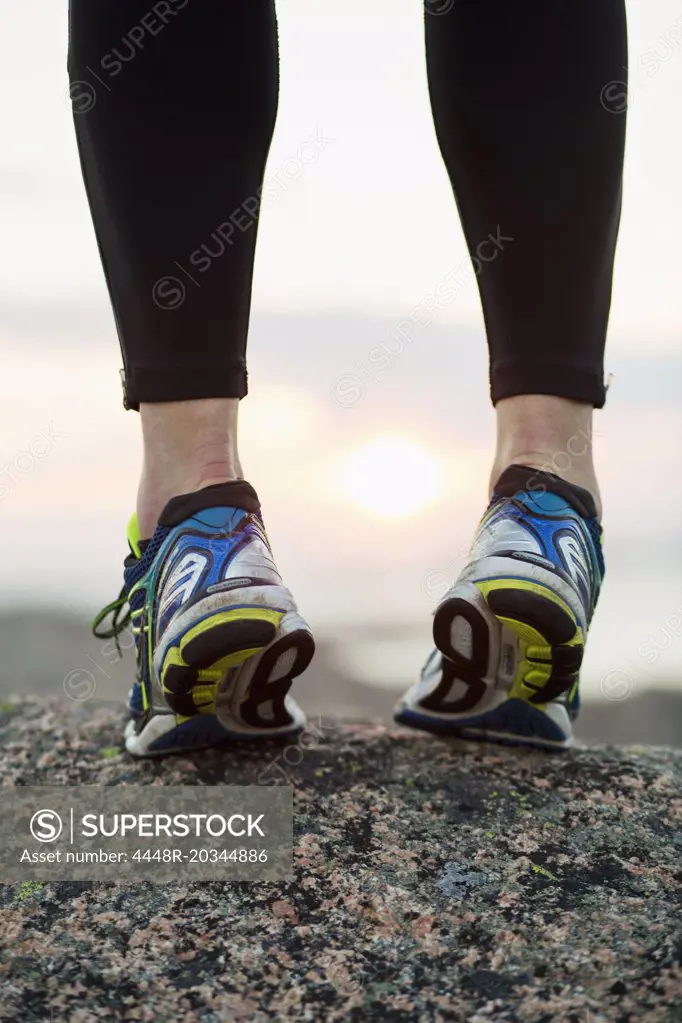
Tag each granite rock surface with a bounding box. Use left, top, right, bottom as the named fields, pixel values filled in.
left=0, top=698, right=680, bottom=1022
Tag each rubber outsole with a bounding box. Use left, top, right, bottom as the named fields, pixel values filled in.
left=161, top=615, right=279, bottom=716
left=396, top=580, right=583, bottom=750
left=435, top=583, right=583, bottom=707
left=127, top=623, right=314, bottom=757
left=232, top=628, right=315, bottom=730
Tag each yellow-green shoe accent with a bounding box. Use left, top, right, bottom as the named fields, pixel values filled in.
left=159, top=607, right=286, bottom=713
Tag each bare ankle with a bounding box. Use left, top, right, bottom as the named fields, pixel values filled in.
left=137, top=398, right=243, bottom=538
left=491, top=395, right=602, bottom=519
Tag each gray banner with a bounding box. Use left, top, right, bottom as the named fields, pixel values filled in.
left=0, top=786, right=292, bottom=882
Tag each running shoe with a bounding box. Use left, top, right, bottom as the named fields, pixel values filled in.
left=395, top=465, right=604, bottom=749
left=93, top=481, right=314, bottom=757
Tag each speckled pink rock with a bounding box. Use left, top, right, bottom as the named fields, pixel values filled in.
left=0, top=698, right=680, bottom=1022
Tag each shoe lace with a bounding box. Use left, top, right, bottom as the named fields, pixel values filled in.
left=92, top=588, right=132, bottom=657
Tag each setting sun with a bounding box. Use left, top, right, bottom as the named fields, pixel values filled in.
left=335, top=436, right=443, bottom=520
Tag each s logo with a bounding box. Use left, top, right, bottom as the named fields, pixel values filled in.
left=30, top=809, right=63, bottom=843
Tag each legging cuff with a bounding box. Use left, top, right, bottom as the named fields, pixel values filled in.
left=123, top=362, right=248, bottom=411
left=490, top=360, right=607, bottom=409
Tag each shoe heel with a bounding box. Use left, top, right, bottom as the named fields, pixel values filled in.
left=223, top=626, right=315, bottom=731
left=476, top=582, right=584, bottom=706
left=161, top=609, right=283, bottom=716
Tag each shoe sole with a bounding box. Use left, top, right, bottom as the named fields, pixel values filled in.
left=159, top=606, right=286, bottom=716
left=396, top=578, right=584, bottom=751
left=126, top=624, right=314, bottom=757
left=218, top=623, right=315, bottom=733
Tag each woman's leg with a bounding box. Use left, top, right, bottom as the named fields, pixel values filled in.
left=425, top=0, right=628, bottom=513
left=69, top=2, right=316, bottom=760
left=395, top=2, right=628, bottom=749
left=68, top=0, right=279, bottom=535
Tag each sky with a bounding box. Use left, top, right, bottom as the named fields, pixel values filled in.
left=0, top=0, right=681, bottom=698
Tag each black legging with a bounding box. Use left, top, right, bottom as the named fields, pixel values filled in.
left=67, top=0, right=627, bottom=411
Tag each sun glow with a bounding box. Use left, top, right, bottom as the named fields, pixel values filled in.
left=336, top=436, right=443, bottom=520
